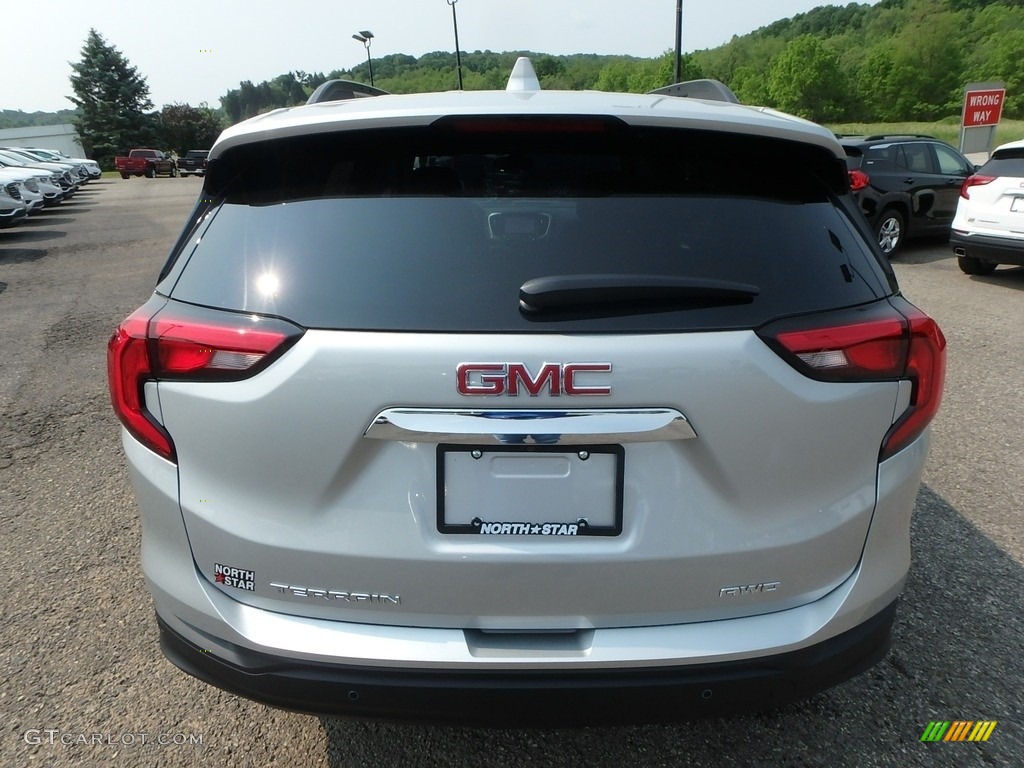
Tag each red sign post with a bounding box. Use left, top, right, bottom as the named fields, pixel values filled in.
left=962, top=88, right=1005, bottom=127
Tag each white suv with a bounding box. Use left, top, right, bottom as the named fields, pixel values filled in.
left=952, top=139, right=1024, bottom=275
left=108, top=60, right=946, bottom=725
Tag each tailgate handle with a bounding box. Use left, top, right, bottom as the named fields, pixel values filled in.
left=363, top=407, right=697, bottom=445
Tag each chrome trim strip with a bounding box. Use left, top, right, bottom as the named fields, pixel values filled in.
left=363, top=408, right=697, bottom=444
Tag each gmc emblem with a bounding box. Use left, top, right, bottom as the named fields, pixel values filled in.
left=456, top=363, right=612, bottom=396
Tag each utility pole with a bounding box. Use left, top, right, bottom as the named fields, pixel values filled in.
left=674, top=1, right=683, bottom=83
left=447, top=0, right=464, bottom=90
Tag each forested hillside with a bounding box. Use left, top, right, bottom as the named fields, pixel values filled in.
left=696, top=0, right=1024, bottom=121
left=219, top=0, right=1022, bottom=124
left=19, top=0, right=1022, bottom=129
left=218, top=51, right=696, bottom=124
left=0, top=109, right=78, bottom=129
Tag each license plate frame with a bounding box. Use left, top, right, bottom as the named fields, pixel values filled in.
left=1011, top=195, right=1024, bottom=213
left=436, top=444, right=624, bottom=536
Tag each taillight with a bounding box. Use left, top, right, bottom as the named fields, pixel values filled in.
left=879, top=307, right=945, bottom=460
left=761, top=301, right=946, bottom=461
left=107, top=303, right=175, bottom=461
left=774, top=318, right=907, bottom=381
left=107, top=300, right=303, bottom=462
left=960, top=174, right=995, bottom=199
left=848, top=169, right=870, bottom=192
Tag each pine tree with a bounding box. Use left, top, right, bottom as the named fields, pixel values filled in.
left=69, top=29, right=155, bottom=168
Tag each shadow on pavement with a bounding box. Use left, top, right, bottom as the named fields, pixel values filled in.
left=16, top=215, right=76, bottom=227
left=895, top=238, right=953, bottom=265
left=0, top=247, right=48, bottom=264
left=969, top=266, right=1024, bottom=291
left=319, top=484, right=1021, bottom=767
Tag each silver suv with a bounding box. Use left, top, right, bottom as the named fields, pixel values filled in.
left=108, top=60, right=946, bottom=725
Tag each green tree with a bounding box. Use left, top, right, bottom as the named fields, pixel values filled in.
left=964, top=4, right=1024, bottom=117
left=767, top=35, right=849, bottom=121
left=730, top=66, right=771, bottom=105
left=69, top=29, right=155, bottom=168
left=156, top=103, right=225, bottom=153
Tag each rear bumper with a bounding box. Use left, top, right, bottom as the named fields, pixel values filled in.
left=126, top=417, right=929, bottom=725
left=158, top=601, right=896, bottom=725
left=951, top=230, right=1024, bottom=266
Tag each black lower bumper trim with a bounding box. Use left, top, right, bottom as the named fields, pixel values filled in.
left=951, top=232, right=1024, bottom=266
left=158, top=602, right=896, bottom=726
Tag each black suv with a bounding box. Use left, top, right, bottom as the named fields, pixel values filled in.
left=839, top=135, right=975, bottom=256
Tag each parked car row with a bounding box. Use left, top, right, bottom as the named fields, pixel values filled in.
left=0, top=146, right=97, bottom=229
left=840, top=133, right=1024, bottom=275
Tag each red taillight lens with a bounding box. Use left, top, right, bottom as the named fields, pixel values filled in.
left=151, top=318, right=293, bottom=376
left=107, top=302, right=302, bottom=462
left=848, top=169, right=870, bottom=192
left=763, top=303, right=946, bottom=461
left=879, top=308, right=945, bottom=460
left=960, top=174, right=995, bottom=199
left=107, top=306, right=176, bottom=461
left=774, top=318, right=907, bottom=381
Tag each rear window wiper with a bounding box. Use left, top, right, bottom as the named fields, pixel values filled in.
left=519, top=274, right=759, bottom=316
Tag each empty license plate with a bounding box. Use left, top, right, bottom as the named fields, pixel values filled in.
left=437, top=445, right=623, bottom=536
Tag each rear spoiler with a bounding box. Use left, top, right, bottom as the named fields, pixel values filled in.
left=648, top=79, right=739, bottom=104
left=306, top=79, right=390, bottom=105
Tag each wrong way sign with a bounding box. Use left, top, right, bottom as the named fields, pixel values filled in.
left=962, top=87, right=1005, bottom=127
left=960, top=82, right=1005, bottom=156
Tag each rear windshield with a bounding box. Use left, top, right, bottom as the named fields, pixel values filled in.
left=162, top=123, right=889, bottom=332
left=981, top=149, right=1024, bottom=178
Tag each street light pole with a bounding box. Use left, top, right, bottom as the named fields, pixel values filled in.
left=674, top=1, right=683, bottom=83
left=447, top=0, right=464, bottom=90
left=352, top=30, right=375, bottom=87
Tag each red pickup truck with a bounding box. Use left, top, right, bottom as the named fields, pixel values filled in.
left=115, top=149, right=179, bottom=179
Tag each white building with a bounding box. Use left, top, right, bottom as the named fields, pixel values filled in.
left=0, top=124, right=86, bottom=157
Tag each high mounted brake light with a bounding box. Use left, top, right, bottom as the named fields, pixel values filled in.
left=107, top=301, right=303, bottom=461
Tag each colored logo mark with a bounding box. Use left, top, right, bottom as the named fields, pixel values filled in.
left=920, top=721, right=997, bottom=742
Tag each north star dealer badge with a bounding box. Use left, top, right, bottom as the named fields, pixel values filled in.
left=473, top=519, right=588, bottom=536
left=214, top=563, right=255, bottom=591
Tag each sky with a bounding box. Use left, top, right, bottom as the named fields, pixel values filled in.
left=3, top=0, right=881, bottom=113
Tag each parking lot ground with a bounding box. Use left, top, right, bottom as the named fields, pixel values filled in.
left=1, top=182, right=1021, bottom=767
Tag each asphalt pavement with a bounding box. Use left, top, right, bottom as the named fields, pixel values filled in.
left=1, top=179, right=1020, bottom=767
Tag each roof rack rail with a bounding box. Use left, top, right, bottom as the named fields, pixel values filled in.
left=862, top=134, right=935, bottom=141
left=306, top=79, right=390, bottom=105
left=648, top=79, right=739, bottom=104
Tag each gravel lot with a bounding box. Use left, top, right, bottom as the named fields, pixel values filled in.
left=1, top=179, right=1021, bottom=767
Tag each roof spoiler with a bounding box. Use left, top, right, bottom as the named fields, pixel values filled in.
left=648, top=79, right=739, bottom=104
left=306, top=79, right=390, bottom=105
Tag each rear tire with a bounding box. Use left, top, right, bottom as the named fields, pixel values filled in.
left=145, top=168, right=155, bottom=178
left=957, top=255, right=997, bottom=275
left=120, top=172, right=130, bottom=179
left=875, top=208, right=905, bottom=257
